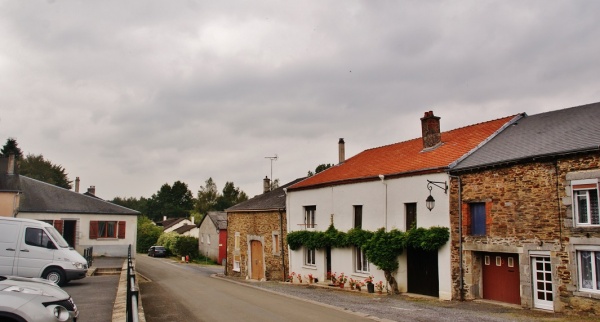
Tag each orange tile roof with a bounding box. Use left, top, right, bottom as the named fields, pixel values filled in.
left=289, top=114, right=520, bottom=190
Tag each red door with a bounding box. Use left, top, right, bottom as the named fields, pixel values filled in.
left=482, top=253, right=520, bottom=305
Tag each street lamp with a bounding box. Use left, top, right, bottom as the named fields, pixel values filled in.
left=426, top=180, right=448, bottom=211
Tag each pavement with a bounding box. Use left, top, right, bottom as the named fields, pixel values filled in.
left=62, top=256, right=146, bottom=322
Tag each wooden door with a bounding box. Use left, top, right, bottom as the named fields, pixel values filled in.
left=482, top=253, right=520, bottom=305
left=407, top=248, right=439, bottom=297
left=250, top=240, right=264, bottom=280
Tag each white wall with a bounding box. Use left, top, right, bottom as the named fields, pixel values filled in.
left=198, top=219, right=220, bottom=262
left=18, top=212, right=138, bottom=258
left=287, top=173, right=451, bottom=299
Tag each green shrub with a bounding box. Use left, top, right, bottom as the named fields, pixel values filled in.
left=136, top=216, right=163, bottom=253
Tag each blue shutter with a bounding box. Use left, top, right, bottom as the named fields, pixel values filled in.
left=471, top=203, right=486, bottom=235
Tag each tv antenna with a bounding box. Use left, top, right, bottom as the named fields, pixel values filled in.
left=265, top=154, right=278, bottom=184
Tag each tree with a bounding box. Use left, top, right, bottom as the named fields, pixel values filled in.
left=307, top=163, right=334, bottom=176
left=146, top=181, right=194, bottom=221
left=19, top=154, right=72, bottom=189
left=195, top=177, right=219, bottom=215
left=0, top=138, right=23, bottom=159
left=216, top=181, right=248, bottom=210
left=136, top=215, right=162, bottom=253
left=111, top=196, right=149, bottom=213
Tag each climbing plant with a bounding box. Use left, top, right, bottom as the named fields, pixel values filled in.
left=286, top=224, right=450, bottom=294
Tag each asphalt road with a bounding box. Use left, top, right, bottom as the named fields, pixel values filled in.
left=137, top=255, right=373, bottom=322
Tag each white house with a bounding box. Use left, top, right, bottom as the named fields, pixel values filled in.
left=286, top=111, right=521, bottom=299
left=0, top=156, right=140, bottom=257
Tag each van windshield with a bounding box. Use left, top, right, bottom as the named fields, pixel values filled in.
left=45, top=226, right=70, bottom=248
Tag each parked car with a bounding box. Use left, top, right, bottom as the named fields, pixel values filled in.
left=148, top=246, right=167, bottom=257
left=0, top=275, right=78, bottom=322
left=0, top=217, right=88, bottom=286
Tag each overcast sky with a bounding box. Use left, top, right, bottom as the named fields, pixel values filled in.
left=1, top=1, right=599, bottom=200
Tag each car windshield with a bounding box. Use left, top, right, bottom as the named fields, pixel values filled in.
left=45, top=226, right=70, bottom=248
left=155, top=247, right=165, bottom=251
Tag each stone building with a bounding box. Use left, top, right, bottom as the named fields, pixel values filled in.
left=225, top=178, right=304, bottom=281
left=449, top=102, right=600, bottom=315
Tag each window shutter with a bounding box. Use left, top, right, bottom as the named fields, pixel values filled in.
left=89, top=221, right=98, bottom=239
left=118, top=221, right=126, bottom=239
left=53, top=220, right=64, bottom=234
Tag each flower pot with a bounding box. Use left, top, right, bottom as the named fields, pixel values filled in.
left=350, top=285, right=355, bottom=290
left=377, top=291, right=383, bottom=294
left=340, top=283, right=345, bottom=289
left=367, top=282, right=375, bottom=293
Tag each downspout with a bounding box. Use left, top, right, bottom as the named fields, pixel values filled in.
left=554, top=160, right=563, bottom=251
left=279, top=208, right=286, bottom=282
left=379, top=175, right=388, bottom=231
left=449, top=175, right=463, bottom=301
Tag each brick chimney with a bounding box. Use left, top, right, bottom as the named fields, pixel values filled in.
left=263, top=176, right=271, bottom=193
left=420, top=111, right=442, bottom=149
left=87, top=186, right=96, bottom=195
left=75, top=177, right=80, bottom=193
left=338, top=138, right=345, bottom=164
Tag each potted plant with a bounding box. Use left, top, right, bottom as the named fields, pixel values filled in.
left=375, top=280, right=385, bottom=294
left=365, top=275, right=375, bottom=293
left=349, top=278, right=357, bottom=290
left=330, top=272, right=338, bottom=286
left=307, top=273, right=314, bottom=284
left=288, top=272, right=296, bottom=283
left=338, top=273, right=347, bottom=288
left=355, top=281, right=364, bottom=292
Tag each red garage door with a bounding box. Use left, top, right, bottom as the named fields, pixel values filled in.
left=482, top=253, right=520, bottom=305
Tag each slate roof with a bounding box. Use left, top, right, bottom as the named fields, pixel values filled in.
left=158, top=218, right=187, bottom=229
left=226, top=178, right=305, bottom=212
left=0, top=174, right=139, bottom=215
left=289, top=115, right=521, bottom=191
left=198, top=211, right=228, bottom=230
left=452, top=102, right=600, bottom=171
left=174, top=224, right=197, bottom=234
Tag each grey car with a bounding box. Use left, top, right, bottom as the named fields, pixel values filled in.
left=148, top=245, right=167, bottom=257
left=0, top=275, right=78, bottom=322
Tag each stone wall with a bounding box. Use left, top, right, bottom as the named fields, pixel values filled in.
left=450, top=152, right=600, bottom=315
left=226, top=210, right=289, bottom=281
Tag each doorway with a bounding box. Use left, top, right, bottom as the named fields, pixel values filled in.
left=482, top=253, right=520, bottom=305
left=250, top=240, right=264, bottom=280
left=532, top=256, right=554, bottom=310
left=326, top=246, right=332, bottom=280
left=63, top=220, right=76, bottom=248
left=407, top=248, right=439, bottom=297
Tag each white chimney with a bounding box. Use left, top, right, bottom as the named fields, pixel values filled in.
left=7, top=154, right=15, bottom=175
left=163, top=216, right=167, bottom=221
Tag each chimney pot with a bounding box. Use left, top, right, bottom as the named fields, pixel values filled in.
left=87, top=185, right=96, bottom=195
left=263, top=176, right=271, bottom=193
left=420, top=111, right=442, bottom=149
left=75, top=177, right=80, bottom=193
left=338, top=138, right=345, bottom=164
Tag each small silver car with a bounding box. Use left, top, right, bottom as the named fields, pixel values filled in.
left=0, top=275, right=78, bottom=322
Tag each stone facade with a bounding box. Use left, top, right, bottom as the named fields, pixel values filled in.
left=450, top=153, right=600, bottom=315
left=226, top=210, right=288, bottom=281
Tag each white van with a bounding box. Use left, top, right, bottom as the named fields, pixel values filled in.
left=0, top=217, right=88, bottom=286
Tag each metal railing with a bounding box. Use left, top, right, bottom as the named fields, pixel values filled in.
left=83, top=246, right=93, bottom=268
left=126, top=244, right=139, bottom=322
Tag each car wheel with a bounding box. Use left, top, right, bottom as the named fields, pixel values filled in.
left=43, top=267, right=66, bottom=286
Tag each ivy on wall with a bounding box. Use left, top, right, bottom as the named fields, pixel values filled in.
left=286, top=225, right=450, bottom=274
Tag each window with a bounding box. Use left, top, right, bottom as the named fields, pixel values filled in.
left=89, top=221, right=126, bottom=239
left=573, top=180, right=599, bottom=226
left=305, top=248, right=316, bottom=266
left=405, top=203, right=417, bottom=230
left=355, top=246, right=369, bottom=273
left=234, top=232, right=240, bottom=250
left=233, top=255, right=241, bottom=272
left=304, top=206, right=316, bottom=228
left=470, top=203, right=486, bottom=236
left=273, top=232, right=280, bottom=255
left=25, top=228, right=55, bottom=249
left=578, top=250, right=600, bottom=292
left=201, top=234, right=204, bottom=243
left=354, top=205, right=362, bottom=229
left=207, top=235, right=211, bottom=245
